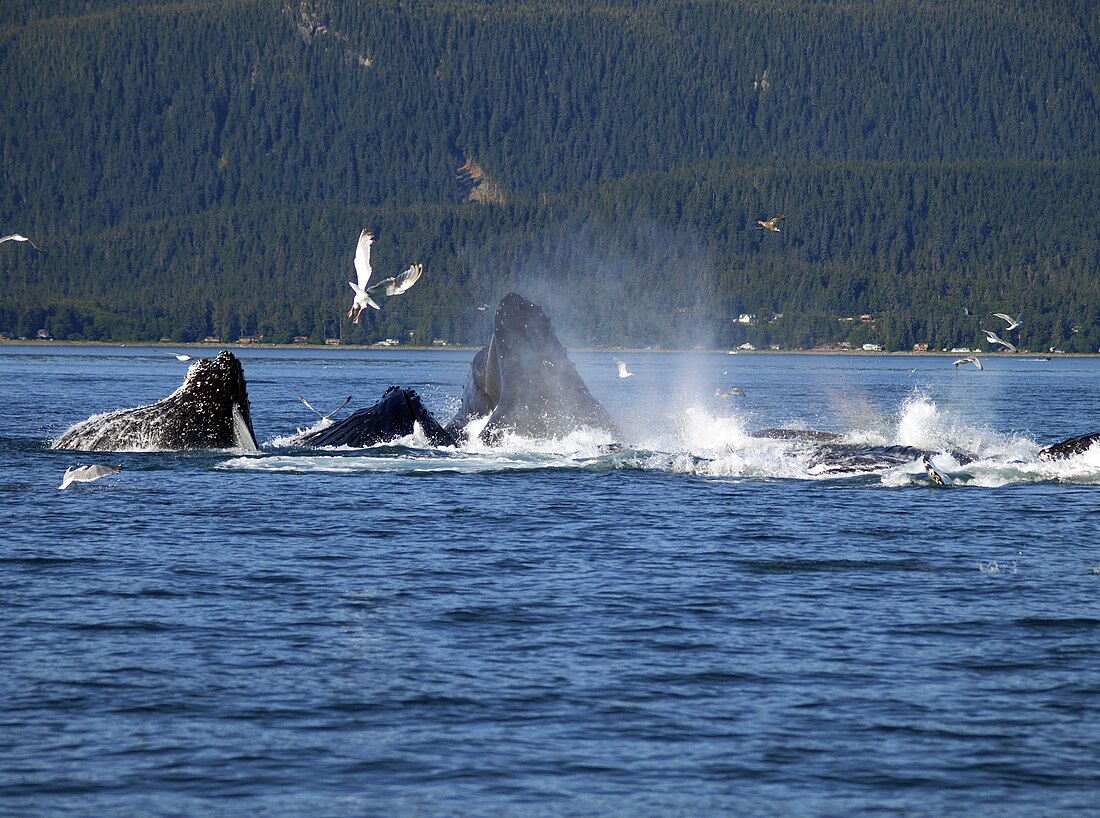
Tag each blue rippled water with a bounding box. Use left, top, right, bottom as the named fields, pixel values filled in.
left=2, top=345, right=1099, bottom=817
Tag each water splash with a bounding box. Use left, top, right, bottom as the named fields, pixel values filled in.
left=219, top=393, right=1100, bottom=486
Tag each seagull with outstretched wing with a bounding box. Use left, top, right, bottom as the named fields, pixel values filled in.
left=347, top=229, right=380, bottom=324
left=367, top=261, right=423, bottom=300
left=299, top=395, right=352, bottom=421
left=991, top=312, right=1022, bottom=332
left=0, top=233, right=45, bottom=253
left=983, top=329, right=1016, bottom=352
left=614, top=357, right=633, bottom=378
left=755, top=214, right=785, bottom=232
left=59, top=464, right=121, bottom=490
left=953, top=355, right=983, bottom=371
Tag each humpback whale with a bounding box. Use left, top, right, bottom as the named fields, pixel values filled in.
left=52, top=351, right=258, bottom=451
left=1038, top=432, right=1100, bottom=461
left=753, top=428, right=974, bottom=476
left=445, top=293, right=621, bottom=444
left=293, top=386, right=456, bottom=448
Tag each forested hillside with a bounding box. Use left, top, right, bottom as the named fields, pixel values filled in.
left=1, top=0, right=1097, bottom=351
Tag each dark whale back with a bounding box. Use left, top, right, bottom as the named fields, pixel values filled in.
left=295, top=386, right=456, bottom=448
left=52, top=351, right=257, bottom=451
left=447, top=293, right=620, bottom=444
left=1038, top=432, right=1100, bottom=461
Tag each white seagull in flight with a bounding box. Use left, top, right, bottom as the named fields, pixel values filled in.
left=983, top=329, right=1017, bottom=352
left=613, top=358, right=633, bottom=378
left=347, top=230, right=424, bottom=324
left=991, top=312, right=1022, bottom=332
left=953, top=355, right=983, bottom=371
left=59, top=464, right=122, bottom=490
left=348, top=229, right=380, bottom=324
left=370, top=261, right=423, bottom=300
left=0, top=233, right=45, bottom=253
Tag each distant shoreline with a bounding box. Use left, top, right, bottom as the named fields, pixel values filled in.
left=1, top=340, right=1093, bottom=357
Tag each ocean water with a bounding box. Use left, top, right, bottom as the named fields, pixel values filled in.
left=2, top=344, right=1099, bottom=817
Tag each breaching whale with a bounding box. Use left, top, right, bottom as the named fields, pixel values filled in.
left=445, top=293, right=621, bottom=444
left=52, top=351, right=258, bottom=451
left=293, top=386, right=456, bottom=448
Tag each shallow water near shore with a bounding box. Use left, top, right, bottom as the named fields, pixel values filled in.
left=2, top=345, right=1099, bottom=817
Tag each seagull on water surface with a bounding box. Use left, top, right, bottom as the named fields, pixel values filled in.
left=755, top=214, right=785, bottom=233
left=953, top=355, right=983, bottom=371
left=613, top=358, right=633, bottom=378
left=0, top=233, right=45, bottom=253
left=168, top=352, right=192, bottom=362
left=59, top=464, right=121, bottom=490
left=983, top=329, right=1017, bottom=353
left=299, top=395, right=352, bottom=421
left=346, top=230, right=424, bottom=324
left=991, top=312, right=1022, bottom=332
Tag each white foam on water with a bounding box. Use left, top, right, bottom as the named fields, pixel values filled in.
left=218, top=393, right=1100, bottom=486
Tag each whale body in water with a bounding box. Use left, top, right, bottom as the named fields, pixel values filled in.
left=446, top=292, right=621, bottom=444
left=52, top=351, right=258, bottom=451
left=293, top=386, right=456, bottom=448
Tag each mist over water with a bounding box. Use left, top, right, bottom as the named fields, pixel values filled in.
left=490, top=218, right=719, bottom=349
left=3, top=345, right=1100, bottom=817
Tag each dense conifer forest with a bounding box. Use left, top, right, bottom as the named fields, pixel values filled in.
left=1, top=0, right=1097, bottom=351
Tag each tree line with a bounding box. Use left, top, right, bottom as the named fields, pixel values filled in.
left=1, top=1, right=1096, bottom=351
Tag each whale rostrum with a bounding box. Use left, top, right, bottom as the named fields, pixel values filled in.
left=52, top=350, right=258, bottom=452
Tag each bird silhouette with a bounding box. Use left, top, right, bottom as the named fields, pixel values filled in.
left=755, top=214, right=785, bottom=232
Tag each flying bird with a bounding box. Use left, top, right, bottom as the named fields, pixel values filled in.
left=715, top=386, right=746, bottom=398
left=58, top=464, right=122, bottom=490
left=369, top=261, right=423, bottom=299
left=346, top=230, right=424, bottom=324
left=613, top=358, right=633, bottom=378
left=347, top=229, right=380, bottom=324
left=0, top=233, right=45, bottom=253
left=983, top=329, right=1017, bottom=352
left=755, top=214, right=785, bottom=232
left=476, top=302, right=490, bottom=312
left=953, top=355, right=983, bottom=371
left=991, top=312, right=1022, bottom=332
left=299, top=395, right=352, bottom=421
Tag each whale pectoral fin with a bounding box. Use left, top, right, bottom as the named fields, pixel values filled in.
left=484, top=334, right=502, bottom=408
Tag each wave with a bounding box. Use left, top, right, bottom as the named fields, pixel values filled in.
left=217, top=395, right=1100, bottom=486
